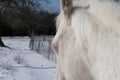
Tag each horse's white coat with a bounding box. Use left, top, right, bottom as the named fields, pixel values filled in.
left=52, top=0, right=120, bottom=80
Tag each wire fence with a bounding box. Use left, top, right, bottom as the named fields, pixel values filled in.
left=0, top=65, right=56, bottom=69
left=29, top=36, right=56, bottom=63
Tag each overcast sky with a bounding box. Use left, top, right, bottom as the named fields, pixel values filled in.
left=39, top=0, right=60, bottom=12
left=49, top=0, right=60, bottom=9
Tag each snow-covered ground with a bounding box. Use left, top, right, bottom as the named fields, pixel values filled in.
left=0, top=37, right=56, bottom=80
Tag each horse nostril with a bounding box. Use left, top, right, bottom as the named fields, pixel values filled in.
left=51, top=42, right=58, bottom=54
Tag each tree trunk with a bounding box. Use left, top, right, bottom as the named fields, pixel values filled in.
left=0, top=37, right=6, bottom=47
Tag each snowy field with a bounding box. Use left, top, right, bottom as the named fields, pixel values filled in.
left=0, top=37, right=56, bottom=80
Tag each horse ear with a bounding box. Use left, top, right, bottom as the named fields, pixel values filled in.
left=61, top=0, right=73, bottom=18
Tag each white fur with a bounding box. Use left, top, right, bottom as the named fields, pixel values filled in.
left=52, top=0, right=120, bottom=80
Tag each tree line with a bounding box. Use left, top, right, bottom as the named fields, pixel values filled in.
left=0, top=0, right=58, bottom=36
left=0, top=0, right=58, bottom=47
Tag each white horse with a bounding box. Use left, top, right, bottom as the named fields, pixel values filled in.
left=52, top=0, right=120, bottom=80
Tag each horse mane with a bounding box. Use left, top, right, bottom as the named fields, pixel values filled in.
left=54, top=0, right=120, bottom=80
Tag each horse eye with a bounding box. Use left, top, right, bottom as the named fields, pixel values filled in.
left=51, top=42, right=58, bottom=54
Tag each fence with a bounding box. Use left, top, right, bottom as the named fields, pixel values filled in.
left=30, top=36, right=56, bottom=63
